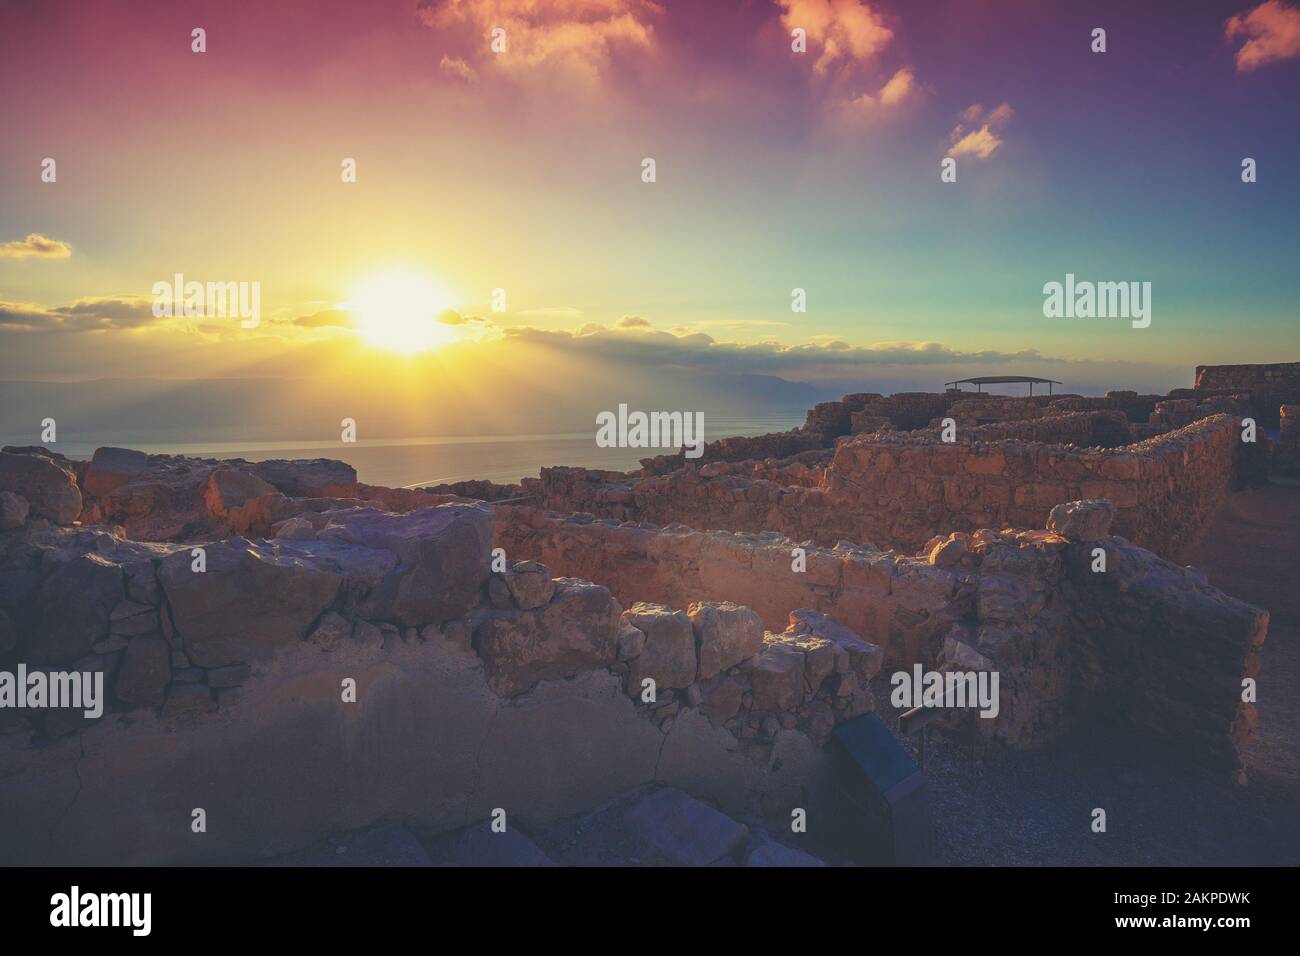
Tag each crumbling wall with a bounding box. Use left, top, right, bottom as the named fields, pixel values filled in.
left=525, top=415, right=1244, bottom=561
left=805, top=391, right=960, bottom=439
left=823, top=414, right=1242, bottom=559
left=926, top=410, right=1130, bottom=447
left=1196, top=362, right=1300, bottom=425
left=0, top=498, right=878, bottom=864
left=946, top=394, right=1079, bottom=425
left=640, top=430, right=825, bottom=476
left=497, top=501, right=1265, bottom=763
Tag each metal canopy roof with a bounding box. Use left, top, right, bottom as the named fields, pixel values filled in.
left=945, top=375, right=1064, bottom=394
left=945, top=376, right=1063, bottom=385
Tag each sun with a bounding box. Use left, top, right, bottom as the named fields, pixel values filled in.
left=349, top=271, right=457, bottom=353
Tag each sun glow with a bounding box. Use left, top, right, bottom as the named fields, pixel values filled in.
left=349, top=272, right=457, bottom=353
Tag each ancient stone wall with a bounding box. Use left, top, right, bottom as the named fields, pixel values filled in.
left=1196, top=362, right=1300, bottom=424
left=823, top=414, right=1243, bottom=560
left=524, top=415, right=1244, bottom=562
left=0, top=499, right=874, bottom=863
left=945, top=394, right=1080, bottom=425
left=805, top=391, right=960, bottom=439
left=640, top=430, right=826, bottom=476
left=495, top=501, right=1265, bottom=764
left=930, top=410, right=1130, bottom=447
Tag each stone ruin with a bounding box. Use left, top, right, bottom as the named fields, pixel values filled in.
left=0, top=362, right=1290, bottom=865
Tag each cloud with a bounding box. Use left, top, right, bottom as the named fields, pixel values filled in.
left=1226, top=1, right=1300, bottom=71
left=500, top=322, right=1085, bottom=378
left=778, top=2, right=918, bottom=126
left=294, top=309, right=355, bottom=329
left=438, top=309, right=493, bottom=326
left=439, top=54, right=478, bottom=83
left=835, top=66, right=918, bottom=121
left=417, top=0, right=661, bottom=88
left=947, top=102, right=1014, bottom=160
left=779, top=0, right=893, bottom=75
left=0, top=296, right=159, bottom=332
left=616, top=314, right=652, bottom=328
left=0, top=233, right=73, bottom=259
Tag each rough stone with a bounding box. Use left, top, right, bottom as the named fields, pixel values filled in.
left=476, top=578, right=622, bottom=696
left=30, top=553, right=124, bottom=663
left=252, top=458, right=357, bottom=499
left=689, top=600, right=764, bottom=680
left=503, top=560, right=555, bottom=610
left=624, top=602, right=697, bottom=693
left=0, top=450, right=81, bottom=524
left=161, top=538, right=342, bottom=667
left=317, top=503, right=493, bottom=626
left=748, top=639, right=805, bottom=711
left=1046, top=499, right=1117, bottom=541
left=82, top=447, right=149, bottom=498
left=0, top=490, right=29, bottom=530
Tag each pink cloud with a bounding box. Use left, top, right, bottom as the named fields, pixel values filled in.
left=1226, top=1, right=1300, bottom=71
left=778, top=0, right=894, bottom=75
left=418, top=0, right=662, bottom=88
left=946, top=102, right=1014, bottom=160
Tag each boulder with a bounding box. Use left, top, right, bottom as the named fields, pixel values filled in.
left=252, top=458, right=357, bottom=498
left=82, top=447, right=149, bottom=499
left=0, top=450, right=81, bottom=524
left=928, top=534, right=967, bottom=569
left=785, top=609, right=884, bottom=681
left=317, top=503, right=493, bottom=626
left=0, top=490, right=29, bottom=530
left=699, top=675, right=744, bottom=722
left=1046, top=499, right=1116, bottom=542
left=160, top=538, right=342, bottom=667
left=502, top=560, right=555, bottom=610
left=99, top=457, right=215, bottom=541
left=748, top=637, right=805, bottom=711
left=475, top=578, right=621, bottom=696
left=623, top=602, right=697, bottom=694
left=203, top=468, right=277, bottom=520
left=616, top=623, right=646, bottom=660
left=688, top=601, right=764, bottom=680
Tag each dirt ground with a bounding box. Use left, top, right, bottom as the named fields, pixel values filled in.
left=894, top=480, right=1300, bottom=866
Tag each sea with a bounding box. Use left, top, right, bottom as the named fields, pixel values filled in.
left=5, top=416, right=804, bottom=489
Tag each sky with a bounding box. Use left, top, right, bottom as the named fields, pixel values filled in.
left=1, top=0, right=1298, bottom=439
